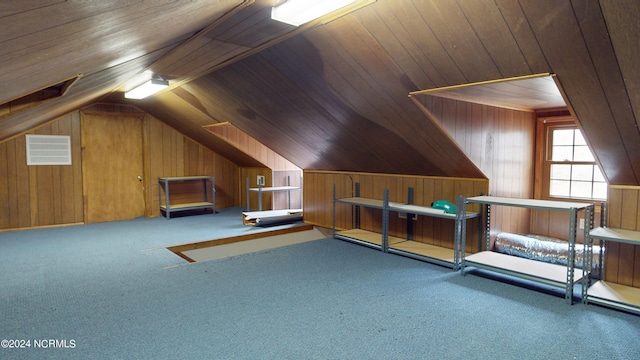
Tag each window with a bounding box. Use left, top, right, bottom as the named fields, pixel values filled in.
left=537, top=117, right=607, bottom=201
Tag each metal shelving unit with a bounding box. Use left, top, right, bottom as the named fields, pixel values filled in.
left=332, top=186, right=396, bottom=251
left=245, top=176, right=301, bottom=211
left=459, top=195, right=594, bottom=304
left=158, top=176, right=215, bottom=219
left=586, top=225, right=640, bottom=315
left=332, top=184, right=478, bottom=269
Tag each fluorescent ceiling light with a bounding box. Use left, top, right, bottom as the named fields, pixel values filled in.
left=124, top=76, right=169, bottom=99
left=271, top=0, right=356, bottom=26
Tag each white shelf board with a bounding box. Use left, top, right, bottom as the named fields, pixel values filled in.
left=464, top=251, right=584, bottom=285
left=465, top=195, right=592, bottom=211
left=589, top=227, right=640, bottom=245
left=249, top=186, right=300, bottom=192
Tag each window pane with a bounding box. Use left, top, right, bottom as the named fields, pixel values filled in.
left=551, top=164, right=571, bottom=180
left=572, top=164, right=593, bottom=181
left=574, top=145, right=595, bottom=161
left=553, top=129, right=574, bottom=146
left=571, top=181, right=592, bottom=198
left=574, top=130, right=587, bottom=146
left=550, top=180, right=570, bottom=197
left=594, top=167, right=606, bottom=182
left=546, top=124, right=607, bottom=201
left=552, top=146, right=574, bottom=161
left=593, top=182, right=608, bottom=200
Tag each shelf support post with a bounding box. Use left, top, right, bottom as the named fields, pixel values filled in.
left=566, top=207, right=578, bottom=304
left=483, top=204, right=491, bottom=251
left=332, top=184, right=337, bottom=238
left=455, top=195, right=464, bottom=270
left=459, top=196, right=468, bottom=274
left=354, top=182, right=360, bottom=229
left=406, top=187, right=414, bottom=241
left=382, top=189, right=389, bottom=253
left=582, top=204, right=594, bottom=303
left=246, top=177, right=250, bottom=211
left=599, top=202, right=608, bottom=280
left=287, top=175, right=291, bottom=209
left=211, top=176, right=216, bottom=215
left=164, top=178, right=170, bottom=219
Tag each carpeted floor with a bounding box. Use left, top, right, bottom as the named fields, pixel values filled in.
left=1, top=207, right=639, bottom=359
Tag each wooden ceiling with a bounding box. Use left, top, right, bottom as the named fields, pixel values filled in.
left=1, top=1, right=639, bottom=185
left=411, top=75, right=566, bottom=112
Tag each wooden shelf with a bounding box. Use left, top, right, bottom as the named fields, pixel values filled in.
left=249, top=186, right=300, bottom=192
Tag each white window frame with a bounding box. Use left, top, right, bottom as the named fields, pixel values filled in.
left=536, top=116, right=606, bottom=202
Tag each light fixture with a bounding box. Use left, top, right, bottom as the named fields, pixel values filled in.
left=124, top=75, right=169, bottom=99
left=271, top=0, right=356, bottom=26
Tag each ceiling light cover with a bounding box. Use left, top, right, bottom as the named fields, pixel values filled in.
left=124, top=76, right=169, bottom=99
left=271, top=0, right=356, bottom=26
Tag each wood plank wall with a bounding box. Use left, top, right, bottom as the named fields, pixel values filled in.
left=529, top=209, right=589, bottom=244
left=417, top=95, right=536, bottom=238
left=205, top=123, right=300, bottom=171
left=0, top=105, right=243, bottom=230
left=304, top=171, right=488, bottom=253
left=0, top=94, right=104, bottom=230
left=207, top=124, right=302, bottom=211
left=0, top=112, right=83, bottom=230
left=604, top=186, right=640, bottom=287
left=143, top=113, right=240, bottom=217
left=421, top=97, right=591, bottom=247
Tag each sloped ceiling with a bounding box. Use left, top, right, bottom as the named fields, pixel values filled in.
left=1, top=1, right=639, bottom=185
left=0, top=1, right=245, bottom=138
left=413, top=75, right=566, bottom=113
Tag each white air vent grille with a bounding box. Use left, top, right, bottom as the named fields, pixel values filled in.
left=26, top=135, right=72, bottom=165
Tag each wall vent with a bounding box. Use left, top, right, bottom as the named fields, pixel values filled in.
left=26, top=135, right=72, bottom=165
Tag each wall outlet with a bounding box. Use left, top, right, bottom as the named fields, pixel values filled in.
left=257, top=175, right=265, bottom=186
left=579, top=218, right=585, bottom=229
